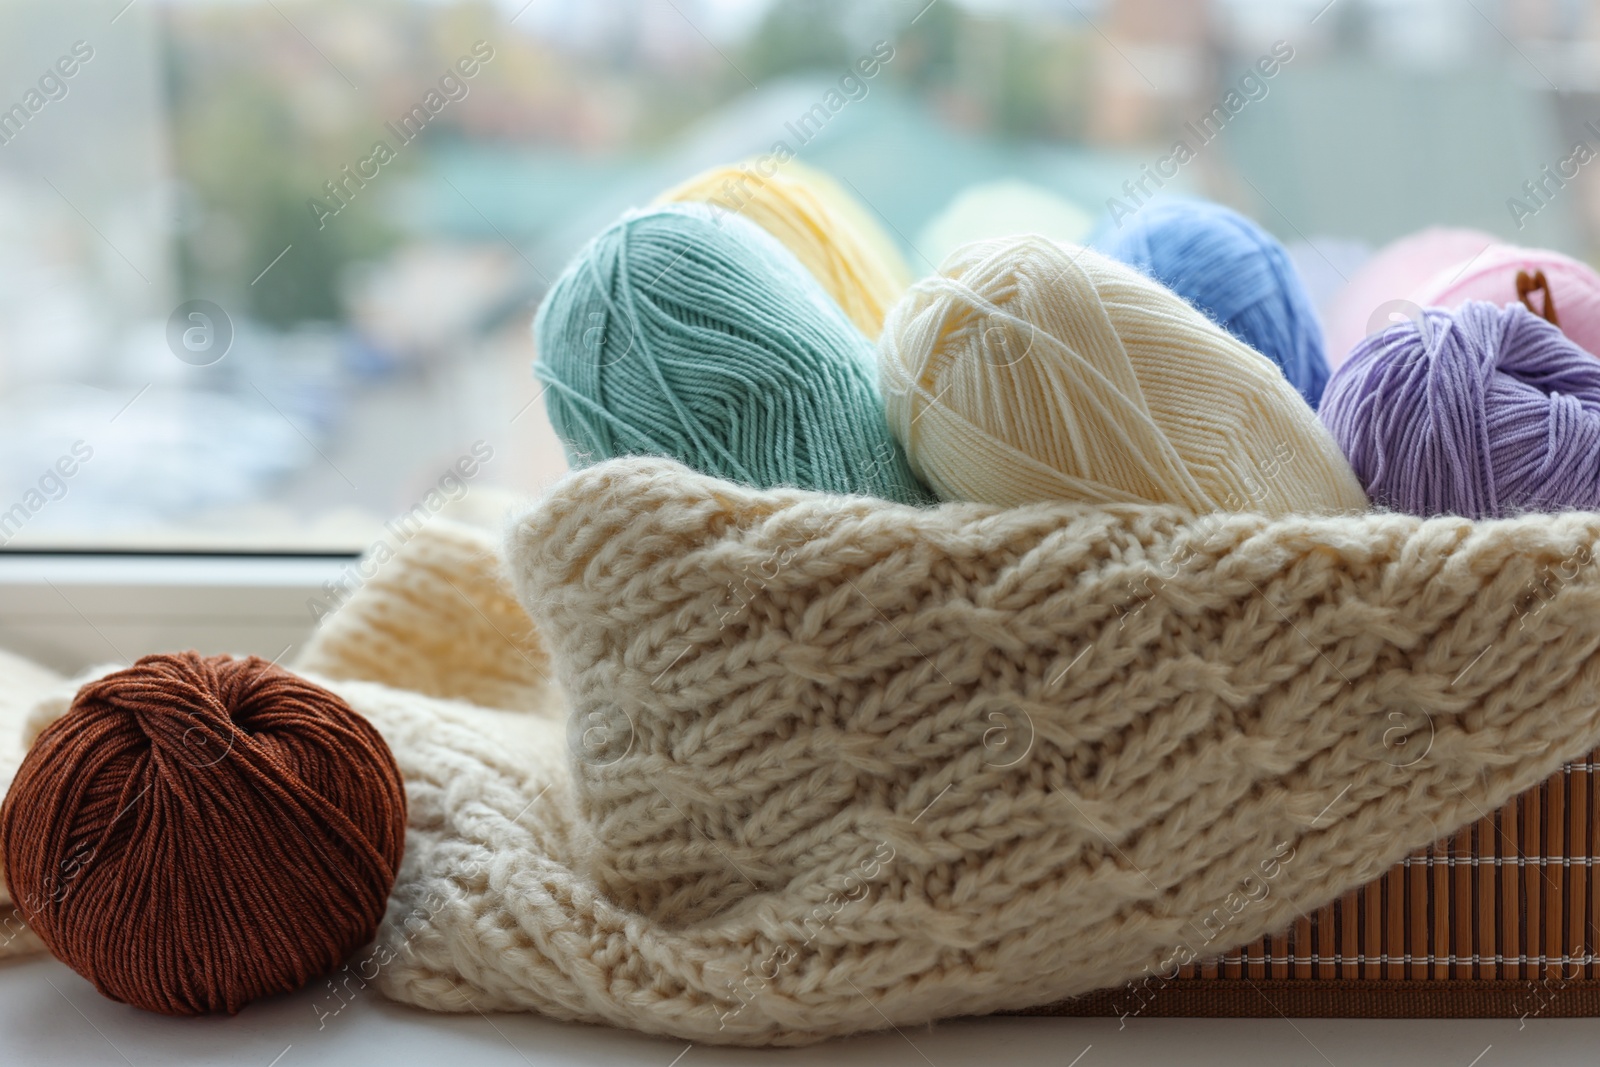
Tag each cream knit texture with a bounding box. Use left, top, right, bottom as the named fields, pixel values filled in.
left=297, top=518, right=556, bottom=714
left=355, top=458, right=1600, bottom=1044
left=5, top=459, right=1600, bottom=1045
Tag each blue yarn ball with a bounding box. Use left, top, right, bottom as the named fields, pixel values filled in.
left=1091, top=198, right=1331, bottom=409
left=532, top=203, right=932, bottom=505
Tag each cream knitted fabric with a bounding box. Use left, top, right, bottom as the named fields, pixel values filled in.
left=296, top=518, right=556, bottom=715
left=353, top=457, right=1600, bottom=1044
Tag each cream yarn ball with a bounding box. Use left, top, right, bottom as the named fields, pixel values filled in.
left=878, top=237, right=1370, bottom=515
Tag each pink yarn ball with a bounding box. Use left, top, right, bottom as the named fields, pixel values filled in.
left=1410, top=244, right=1600, bottom=359
left=1323, top=227, right=1497, bottom=369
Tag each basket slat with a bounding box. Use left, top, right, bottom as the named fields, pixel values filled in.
left=1063, top=748, right=1600, bottom=1015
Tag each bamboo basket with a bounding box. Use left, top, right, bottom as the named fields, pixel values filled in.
left=1035, top=752, right=1600, bottom=1019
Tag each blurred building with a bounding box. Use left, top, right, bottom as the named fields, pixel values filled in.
left=1088, top=0, right=1213, bottom=145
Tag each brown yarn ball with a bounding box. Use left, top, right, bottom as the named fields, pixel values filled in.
left=0, top=652, right=406, bottom=1015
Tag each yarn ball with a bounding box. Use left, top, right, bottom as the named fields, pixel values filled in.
left=534, top=202, right=932, bottom=505
left=1410, top=244, right=1600, bottom=360
left=655, top=160, right=910, bottom=339
left=878, top=235, right=1370, bottom=515
left=1319, top=301, right=1600, bottom=519
left=0, top=652, right=406, bottom=1015
left=916, top=179, right=1093, bottom=273
left=1323, top=227, right=1497, bottom=369
left=1091, top=197, right=1332, bottom=409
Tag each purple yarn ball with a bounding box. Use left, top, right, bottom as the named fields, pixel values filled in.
left=1319, top=301, right=1600, bottom=519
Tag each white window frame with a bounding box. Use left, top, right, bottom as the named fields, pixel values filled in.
left=0, top=552, right=356, bottom=674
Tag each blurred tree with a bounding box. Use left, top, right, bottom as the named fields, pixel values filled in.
left=894, top=0, right=961, bottom=90
left=894, top=3, right=1092, bottom=141
left=163, top=7, right=399, bottom=328
left=742, top=0, right=857, bottom=79
left=992, top=22, right=1094, bottom=140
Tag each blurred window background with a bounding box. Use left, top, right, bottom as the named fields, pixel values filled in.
left=0, top=0, right=1593, bottom=549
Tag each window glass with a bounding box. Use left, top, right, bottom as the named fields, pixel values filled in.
left=0, top=0, right=1587, bottom=549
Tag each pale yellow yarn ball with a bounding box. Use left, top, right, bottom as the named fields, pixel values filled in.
left=878, top=236, right=1371, bottom=515
left=656, top=160, right=911, bottom=339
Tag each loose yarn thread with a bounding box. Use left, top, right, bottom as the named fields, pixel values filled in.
left=1319, top=300, right=1600, bottom=519
left=1517, top=269, right=1559, bottom=325
left=0, top=652, right=406, bottom=1016
left=878, top=235, right=1369, bottom=515
left=534, top=202, right=931, bottom=505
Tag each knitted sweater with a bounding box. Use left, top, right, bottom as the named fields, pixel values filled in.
left=7, top=457, right=1600, bottom=1045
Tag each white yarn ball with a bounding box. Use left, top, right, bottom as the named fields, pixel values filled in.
left=877, top=237, right=1370, bottom=515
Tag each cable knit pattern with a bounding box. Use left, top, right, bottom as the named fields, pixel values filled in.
left=351, top=456, right=1600, bottom=1044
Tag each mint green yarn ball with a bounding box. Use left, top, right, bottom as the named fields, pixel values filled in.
left=533, top=203, right=932, bottom=505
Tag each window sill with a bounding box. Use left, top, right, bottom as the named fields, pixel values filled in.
left=0, top=552, right=356, bottom=674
